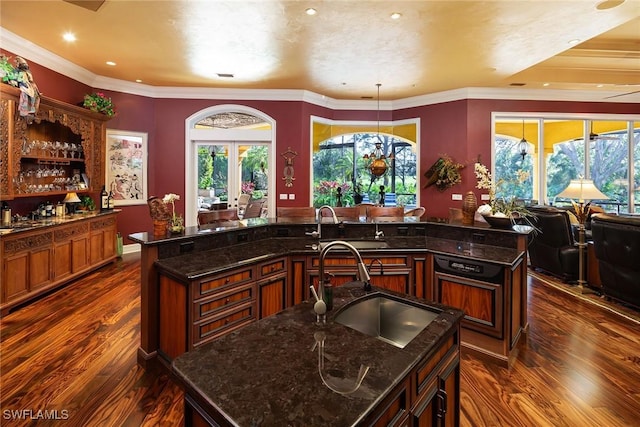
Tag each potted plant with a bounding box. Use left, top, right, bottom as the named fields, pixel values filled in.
left=474, top=162, right=537, bottom=230
left=79, top=195, right=96, bottom=212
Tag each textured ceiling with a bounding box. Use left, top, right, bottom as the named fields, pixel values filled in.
left=1, top=0, right=639, bottom=101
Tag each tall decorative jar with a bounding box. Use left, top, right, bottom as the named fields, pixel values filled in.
left=462, top=191, right=477, bottom=225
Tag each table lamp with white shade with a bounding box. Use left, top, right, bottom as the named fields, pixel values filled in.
left=556, top=179, right=608, bottom=292
left=63, top=192, right=81, bottom=215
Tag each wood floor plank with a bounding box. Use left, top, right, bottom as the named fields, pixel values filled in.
left=1, top=253, right=639, bottom=426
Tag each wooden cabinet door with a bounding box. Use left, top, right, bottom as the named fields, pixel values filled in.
left=411, top=353, right=460, bottom=427
left=257, top=275, right=286, bottom=319
left=439, top=355, right=460, bottom=427
left=54, top=240, right=73, bottom=279
left=72, top=236, right=90, bottom=273
left=411, top=376, right=439, bottom=427
left=288, top=256, right=307, bottom=307
left=29, top=247, right=53, bottom=291
left=3, top=252, right=29, bottom=303
left=103, top=227, right=116, bottom=259
left=89, top=231, right=104, bottom=265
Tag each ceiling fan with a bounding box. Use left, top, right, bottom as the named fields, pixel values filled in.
left=573, top=122, right=621, bottom=142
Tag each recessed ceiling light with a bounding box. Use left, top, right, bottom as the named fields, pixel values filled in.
left=597, top=84, right=604, bottom=88
left=106, top=61, right=116, bottom=66
left=306, top=8, right=317, bottom=15
left=62, top=32, right=76, bottom=42
left=568, top=39, right=581, bottom=45
left=390, top=12, right=402, bottom=19
left=543, top=83, right=550, bottom=87
left=135, top=79, right=142, bottom=83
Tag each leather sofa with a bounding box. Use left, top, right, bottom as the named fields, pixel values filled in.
left=527, top=206, right=579, bottom=282
left=591, top=214, right=640, bottom=308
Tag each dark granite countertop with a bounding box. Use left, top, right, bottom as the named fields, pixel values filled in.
left=172, top=283, right=464, bottom=427
left=154, top=234, right=521, bottom=282
left=0, top=210, right=120, bottom=236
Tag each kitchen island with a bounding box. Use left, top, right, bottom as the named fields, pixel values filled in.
left=172, top=282, right=464, bottom=426
left=130, top=217, right=529, bottom=368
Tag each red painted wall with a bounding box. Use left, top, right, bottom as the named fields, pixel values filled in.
left=395, top=98, right=639, bottom=220
left=3, top=51, right=638, bottom=242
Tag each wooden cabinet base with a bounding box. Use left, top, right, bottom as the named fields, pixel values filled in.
left=1, top=213, right=119, bottom=315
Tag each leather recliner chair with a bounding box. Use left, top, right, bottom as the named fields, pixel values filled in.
left=527, top=206, right=580, bottom=282
left=591, top=214, right=640, bottom=308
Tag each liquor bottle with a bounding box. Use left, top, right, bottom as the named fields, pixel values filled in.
left=107, top=191, right=114, bottom=210
left=100, top=186, right=109, bottom=211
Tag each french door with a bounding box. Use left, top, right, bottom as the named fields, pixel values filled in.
left=196, top=142, right=270, bottom=211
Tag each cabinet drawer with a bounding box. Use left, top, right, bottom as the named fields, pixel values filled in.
left=194, top=284, right=255, bottom=321
left=309, top=255, right=409, bottom=269
left=413, top=336, right=457, bottom=400
left=2, top=231, right=53, bottom=256
left=54, top=223, right=89, bottom=241
left=195, top=267, right=254, bottom=299
left=193, top=301, right=255, bottom=346
left=257, top=257, right=287, bottom=279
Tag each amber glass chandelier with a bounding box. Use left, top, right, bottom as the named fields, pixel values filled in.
left=363, top=84, right=394, bottom=177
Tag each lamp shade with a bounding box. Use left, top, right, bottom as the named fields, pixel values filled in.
left=557, top=179, right=608, bottom=203
left=63, top=192, right=81, bottom=203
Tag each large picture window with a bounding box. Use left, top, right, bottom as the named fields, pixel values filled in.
left=311, top=118, right=418, bottom=208
left=493, top=115, right=639, bottom=213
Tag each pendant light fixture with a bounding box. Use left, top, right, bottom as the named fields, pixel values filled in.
left=517, top=120, right=529, bottom=160
left=363, top=84, right=394, bottom=177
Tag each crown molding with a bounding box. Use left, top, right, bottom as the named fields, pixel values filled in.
left=2, top=26, right=638, bottom=109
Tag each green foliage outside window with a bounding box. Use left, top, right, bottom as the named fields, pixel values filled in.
left=313, top=133, right=417, bottom=208
left=198, top=147, right=214, bottom=189
left=495, top=121, right=638, bottom=213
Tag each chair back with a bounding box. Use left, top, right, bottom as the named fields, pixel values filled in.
left=197, top=208, right=239, bottom=226
left=367, top=206, right=404, bottom=219
left=276, top=207, right=316, bottom=218
left=319, top=206, right=359, bottom=221
left=237, top=193, right=251, bottom=210
left=355, top=203, right=374, bottom=218
left=404, top=207, right=425, bottom=218
left=527, top=205, right=579, bottom=281
left=243, top=199, right=265, bottom=219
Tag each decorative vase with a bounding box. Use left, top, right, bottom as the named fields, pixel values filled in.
left=153, top=220, right=168, bottom=236
left=462, top=191, right=477, bottom=225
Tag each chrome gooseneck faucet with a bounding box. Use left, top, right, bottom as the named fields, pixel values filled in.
left=315, top=241, right=371, bottom=317
left=306, top=205, right=339, bottom=239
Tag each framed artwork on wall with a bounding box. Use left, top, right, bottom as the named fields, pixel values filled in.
left=105, top=129, right=148, bottom=206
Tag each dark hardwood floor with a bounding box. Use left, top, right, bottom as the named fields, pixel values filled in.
left=1, top=253, right=638, bottom=426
